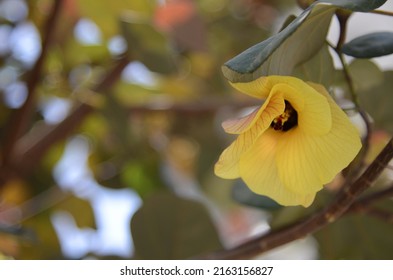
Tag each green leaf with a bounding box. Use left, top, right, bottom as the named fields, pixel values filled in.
left=342, top=32, right=393, bottom=58
left=348, top=59, right=384, bottom=92
left=222, top=0, right=388, bottom=83
left=293, top=44, right=335, bottom=88
left=120, top=15, right=177, bottom=74
left=131, top=193, right=222, bottom=259
left=358, top=71, right=393, bottom=134
left=319, top=0, right=388, bottom=12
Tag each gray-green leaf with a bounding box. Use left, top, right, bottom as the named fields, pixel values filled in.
left=293, top=44, right=335, bottom=88
left=358, top=71, right=393, bottom=134
left=342, top=32, right=393, bottom=58
left=319, top=0, right=388, bottom=12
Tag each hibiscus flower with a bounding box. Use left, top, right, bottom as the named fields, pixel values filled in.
left=215, top=76, right=362, bottom=207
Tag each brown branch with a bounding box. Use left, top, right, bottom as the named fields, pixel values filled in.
left=11, top=55, right=130, bottom=174
left=202, top=138, right=393, bottom=259
left=2, top=0, right=64, bottom=166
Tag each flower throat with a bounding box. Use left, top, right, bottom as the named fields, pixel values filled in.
left=271, top=100, right=298, bottom=131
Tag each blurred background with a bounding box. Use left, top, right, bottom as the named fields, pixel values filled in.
left=1, top=0, right=393, bottom=260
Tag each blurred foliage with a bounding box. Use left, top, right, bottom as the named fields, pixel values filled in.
left=131, top=192, right=222, bottom=259
left=0, top=0, right=393, bottom=260
left=357, top=71, right=393, bottom=134
left=315, top=200, right=393, bottom=259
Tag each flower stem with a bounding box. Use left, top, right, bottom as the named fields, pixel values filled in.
left=333, top=10, right=361, bottom=109
left=337, top=52, right=360, bottom=107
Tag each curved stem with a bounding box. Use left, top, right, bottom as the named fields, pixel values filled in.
left=337, top=52, right=360, bottom=107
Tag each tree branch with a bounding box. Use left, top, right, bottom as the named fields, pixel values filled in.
left=11, top=55, right=130, bottom=175
left=2, top=0, right=64, bottom=166
left=202, top=138, right=393, bottom=259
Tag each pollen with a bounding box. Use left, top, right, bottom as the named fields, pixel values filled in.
left=271, top=100, right=298, bottom=131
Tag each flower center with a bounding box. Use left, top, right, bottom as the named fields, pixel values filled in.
left=271, top=100, right=298, bottom=131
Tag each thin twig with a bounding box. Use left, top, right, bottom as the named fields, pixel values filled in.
left=370, top=10, right=393, bottom=17
left=329, top=11, right=372, bottom=175
left=202, top=139, right=393, bottom=259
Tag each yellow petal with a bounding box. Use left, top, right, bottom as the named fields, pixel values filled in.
left=215, top=93, right=285, bottom=178
left=222, top=106, right=261, bottom=135
left=229, top=75, right=301, bottom=99
left=231, top=76, right=332, bottom=135
left=217, top=76, right=361, bottom=207
left=279, top=79, right=331, bottom=135
left=275, top=128, right=324, bottom=195
left=238, top=129, right=316, bottom=207
left=222, top=90, right=285, bottom=134
left=214, top=127, right=260, bottom=179
left=275, top=83, right=361, bottom=194
left=229, top=77, right=271, bottom=99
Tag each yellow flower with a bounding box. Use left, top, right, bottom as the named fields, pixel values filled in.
left=215, top=76, right=361, bottom=207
